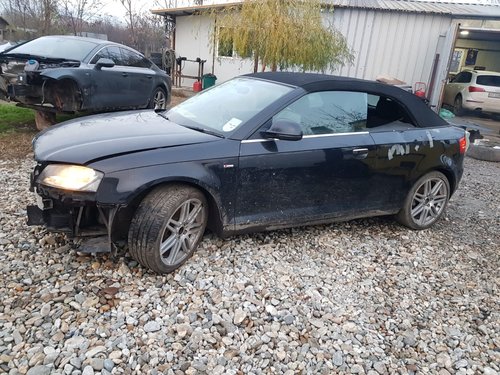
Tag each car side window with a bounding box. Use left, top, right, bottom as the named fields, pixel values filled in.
left=273, top=91, right=369, bottom=135
left=366, top=94, right=415, bottom=130
left=271, top=91, right=415, bottom=136
left=107, top=46, right=124, bottom=66
left=453, top=72, right=472, bottom=83
left=120, top=48, right=151, bottom=68
left=462, top=72, right=472, bottom=83
left=90, top=47, right=110, bottom=64
left=451, top=72, right=463, bottom=83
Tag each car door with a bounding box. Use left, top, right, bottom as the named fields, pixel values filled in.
left=119, top=48, right=155, bottom=107
left=89, top=46, right=129, bottom=109
left=236, top=91, right=379, bottom=229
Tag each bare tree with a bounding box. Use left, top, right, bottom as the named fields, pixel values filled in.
left=1, top=0, right=59, bottom=38
left=118, top=0, right=140, bottom=47
left=60, top=0, right=104, bottom=35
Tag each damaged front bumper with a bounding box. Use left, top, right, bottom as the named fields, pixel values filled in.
left=27, top=168, right=122, bottom=254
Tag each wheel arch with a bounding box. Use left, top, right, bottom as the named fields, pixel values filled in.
left=433, top=167, right=456, bottom=195
left=414, top=167, right=456, bottom=196
left=111, top=178, right=224, bottom=241
left=150, top=84, right=171, bottom=107
left=40, top=74, right=84, bottom=111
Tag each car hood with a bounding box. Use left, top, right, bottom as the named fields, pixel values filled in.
left=34, top=110, right=221, bottom=164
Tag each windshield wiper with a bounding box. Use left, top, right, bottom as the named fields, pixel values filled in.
left=157, top=112, right=225, bottom=138
left=181, top=124, right=225, bottom=138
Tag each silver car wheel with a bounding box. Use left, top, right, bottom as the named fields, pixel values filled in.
left=160, top=198, right=206, bottom=266
left=410, top=177, right=448, bottom=227
left=153, top=89, right=167, bottom=109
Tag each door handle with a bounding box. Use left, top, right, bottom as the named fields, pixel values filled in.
left=147, top=76, right=153, bottom=79
left=122, top=73, right=128, bottom=77
left=352, top=148, right=369, bottom=159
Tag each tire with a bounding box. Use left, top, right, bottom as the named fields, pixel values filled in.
left=453, top=95, right=464, bottom=116
left=149, top=87, right=168, bottom=110
left=128, top=184, right=208, bottom=274
left=396, top=171, right=450, bottom=230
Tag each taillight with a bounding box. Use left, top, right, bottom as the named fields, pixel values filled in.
left=459, top=136, right=467, bottom=154
left=468, top=86, right=485, bottom=93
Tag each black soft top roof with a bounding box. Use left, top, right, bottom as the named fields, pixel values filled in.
left=244, top=72, right=448, bottom=128
left=245, top=72, right=362, bottom=87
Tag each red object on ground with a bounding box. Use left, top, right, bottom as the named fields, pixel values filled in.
left=193, top=81, right=202, bottom=92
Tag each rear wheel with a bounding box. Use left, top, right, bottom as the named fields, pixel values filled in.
left=128, top=185, right=208, bottom=274
left=396, top=171, right=450, bottom=230
left=453, top=95, right=464, bottom=116
left=149, top=87, right=168, bottom=110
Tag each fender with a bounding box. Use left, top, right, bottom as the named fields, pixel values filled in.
left=95, top=160, right=237, bottom=233
left=39, top=69, right=92, bottom=109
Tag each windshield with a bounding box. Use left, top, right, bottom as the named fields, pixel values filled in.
left=476, top=75, right=500, bottom=87
left=3, top=36, right=98, bottom=61
left=166, top=77, right=293, bottom=133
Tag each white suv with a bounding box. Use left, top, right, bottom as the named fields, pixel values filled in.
left=443, top=70, right=500, bottom=116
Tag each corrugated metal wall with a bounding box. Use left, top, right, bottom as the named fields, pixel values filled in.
left=329, top=8, right=452, bottom=87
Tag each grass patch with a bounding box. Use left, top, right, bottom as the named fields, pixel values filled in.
left=0, top=103, right=80, bottom=134
left=0, top=103, right=35, bottom=133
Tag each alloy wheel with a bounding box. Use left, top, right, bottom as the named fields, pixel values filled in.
left=410, top=178, right=448, bottom=227
left=153, top=89, right=167, bottom=109
left=159, top=198, right=205, bottom=266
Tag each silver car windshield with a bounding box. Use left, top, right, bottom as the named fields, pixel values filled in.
left=166, top=77, right=293, bottom=133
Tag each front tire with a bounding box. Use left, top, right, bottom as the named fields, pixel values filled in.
left=396, top=171, right=450, bottom=230
left=149, top=87, right=168, bottom=110
left=128, top=185, right=208, bottom=274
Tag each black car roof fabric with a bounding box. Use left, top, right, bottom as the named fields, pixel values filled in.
left=244, top=72, right=448, bottom=128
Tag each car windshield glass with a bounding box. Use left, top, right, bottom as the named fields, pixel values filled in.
left=4, top=37, right=98, bottom=61
left=476, top=75, right=500, bottom=87
left=166, top=77, right=293, bottom=133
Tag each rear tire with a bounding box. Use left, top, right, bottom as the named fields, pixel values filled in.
left=149, top=87, right=168, bottom=110
left=396, top=171, right=450, bottom=230
left=128, top=184, right=208, bottom=274
left=453, top=95, right=464, bottom=116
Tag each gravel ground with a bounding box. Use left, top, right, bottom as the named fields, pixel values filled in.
left=0, top=156, right=498, bottom=375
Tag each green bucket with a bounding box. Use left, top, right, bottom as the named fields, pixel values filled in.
left=202, top=74, right=217, bottom=89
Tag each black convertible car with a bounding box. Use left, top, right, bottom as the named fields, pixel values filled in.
left=0, top=36, right=171, bottom=128
left=27, top=73, right=467, bottom=274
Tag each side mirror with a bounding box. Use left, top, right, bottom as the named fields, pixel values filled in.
left=263, top=119, right=303, bottom=141
left=94, top=58, right=115, bottom=70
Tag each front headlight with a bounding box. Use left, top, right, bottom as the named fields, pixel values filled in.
left=38, top=164, right=103, bottom=192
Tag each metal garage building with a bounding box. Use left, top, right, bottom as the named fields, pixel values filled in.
left=152, top=0, right=500, bottom=111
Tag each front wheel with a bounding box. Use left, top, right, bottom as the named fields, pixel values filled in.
left=149, top=87, right=168, bottom=110
left=128, top=185, right=208, bottom=274
left=396, top=171, right=450, bottom=230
